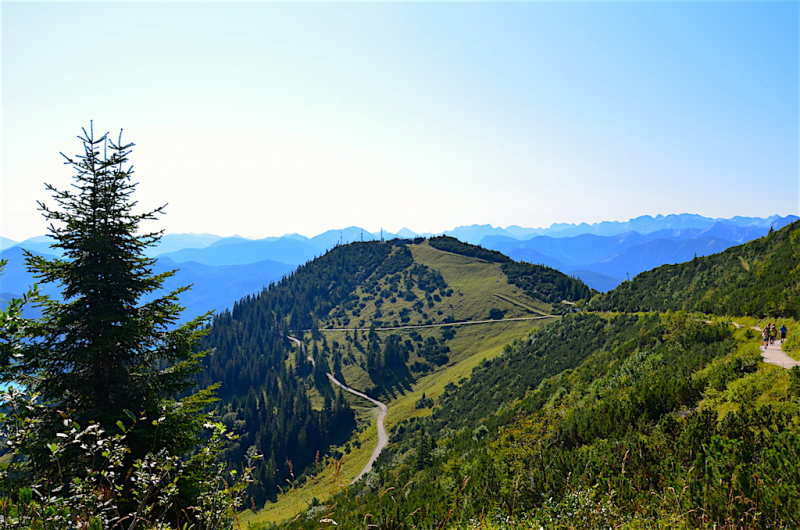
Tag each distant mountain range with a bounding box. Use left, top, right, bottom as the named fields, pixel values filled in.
left=479, top=216, right=797, bottom=291
left=589, top=219, right=800, bottom=317
left=2, top=214, right=796, bottom=315
left=0, top=247, right=294, bottom=323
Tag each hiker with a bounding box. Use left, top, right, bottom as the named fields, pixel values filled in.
left=770, top=324, right=778, bottom=345
left=780, top=324, right=788, bottom=344
left=763, top=327, right=770, bottom=348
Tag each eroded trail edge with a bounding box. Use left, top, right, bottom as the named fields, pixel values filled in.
left=286, top=336, right=388, bottom=484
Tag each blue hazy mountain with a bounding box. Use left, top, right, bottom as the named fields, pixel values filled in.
left=9, top=236, right=64, bottom=258
left=542, top=213, right=796, bottom=238
left=156, top=227, right=400, bottom=267
left=11, top=233, right=228, bottom=259
left=492, top=232, right=652, bottom=268
left=144, top=233, right=225, bottom=256
left=206, top=235, right=260, bottom=248
left=490, top=224, right=766, bottom=270
left=0, top=247, right=295, bottom=323
left=545, top=213, right=720, bottom=238
left=157, top=237, right=319, bottom=267
left=0, top=247, right=64, bottom=301
left=643, top=222, right=771, bottom=244
left=574, top=236, right=738, bottom=280
left=567, top=270, right=625, bottom=293
left=281, top=233, right=313, bottom=243
left=420, top=215, right=795, bottom=247
left=481, top=217, right=798, bottom=292
left=726, top=214, right=799, bottom=228
left=152, top=257, right=295, bottom=322
left=396, top=227, right=420, bottom=239
left=442, top=224, right=519, bottom=245
left=308, top=226, right=394, bottom=249
left=505, top=248, right=566, bottom=270
left=0, top=237, right=18, bottom=251
left=503, top=225, right=547, bottom=239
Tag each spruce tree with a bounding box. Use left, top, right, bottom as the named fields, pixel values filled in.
left=19, top=123, right=213, bottom=465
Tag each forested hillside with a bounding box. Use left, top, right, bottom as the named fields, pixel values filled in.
left=244, top=223, right=800, bottom=529
left=589, top=220, right=800, bottom=317
left=198, top=238, right=592, bottom=508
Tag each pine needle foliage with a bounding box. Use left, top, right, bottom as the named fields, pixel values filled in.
left=15, top=123, right=214, bottom=468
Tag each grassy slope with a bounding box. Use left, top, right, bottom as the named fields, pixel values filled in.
left=241, top=243, right=557, bottom=526
left=409, top=242, right=551, bottom=321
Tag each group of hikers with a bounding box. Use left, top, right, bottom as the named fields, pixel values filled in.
left=763, top=323, right=788, bottom=347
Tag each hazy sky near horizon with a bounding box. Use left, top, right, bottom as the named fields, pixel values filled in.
left=2, top=1, right=798, bottom=242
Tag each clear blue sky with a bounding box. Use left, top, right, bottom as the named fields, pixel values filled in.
left=2, top=0, right=798, bottom=241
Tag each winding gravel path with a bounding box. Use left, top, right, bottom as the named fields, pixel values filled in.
left=286, top=336, right=388, bottom=484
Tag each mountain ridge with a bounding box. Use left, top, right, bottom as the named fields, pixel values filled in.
left=588, top=219, right=800, bottom=318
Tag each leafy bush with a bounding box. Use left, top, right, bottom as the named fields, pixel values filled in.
left=0, top=388, right=254, bottom=529
left=488, top=308, right=505, bottom=320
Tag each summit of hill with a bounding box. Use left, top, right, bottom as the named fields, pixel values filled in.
left=197, top=237, right=590, bottom=509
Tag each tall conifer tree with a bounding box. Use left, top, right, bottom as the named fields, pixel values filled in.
left=20, top=123, right=213, bottom=464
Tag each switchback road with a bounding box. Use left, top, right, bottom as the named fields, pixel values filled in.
left=286, top=336, right=388, bottom=484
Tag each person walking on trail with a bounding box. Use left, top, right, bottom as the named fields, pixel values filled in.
left=763, top=327, right=770, bottom=348
left=770, top=324, right=778, bottom=345
left=780, top=324, right=788, bottom=345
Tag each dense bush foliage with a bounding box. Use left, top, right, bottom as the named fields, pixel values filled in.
left=0, top=389, right=252, bottom=529
left=590, top=220, right=800, bottom=318
left=258, top=312, right=800, bottom=529
left=501, top=261, right=594, bottom=303
left=426, top=313, right=636, bottom=433
left=428, top=236, right=511, bottom=263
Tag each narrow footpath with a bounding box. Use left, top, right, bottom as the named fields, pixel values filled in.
left=754, top=327, right=800, bottom=368
left=286, top=336, right=388, bottom=484
left=761, top=340, right=799, bottom=368
left=712, top=322, right=797, bottom=369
